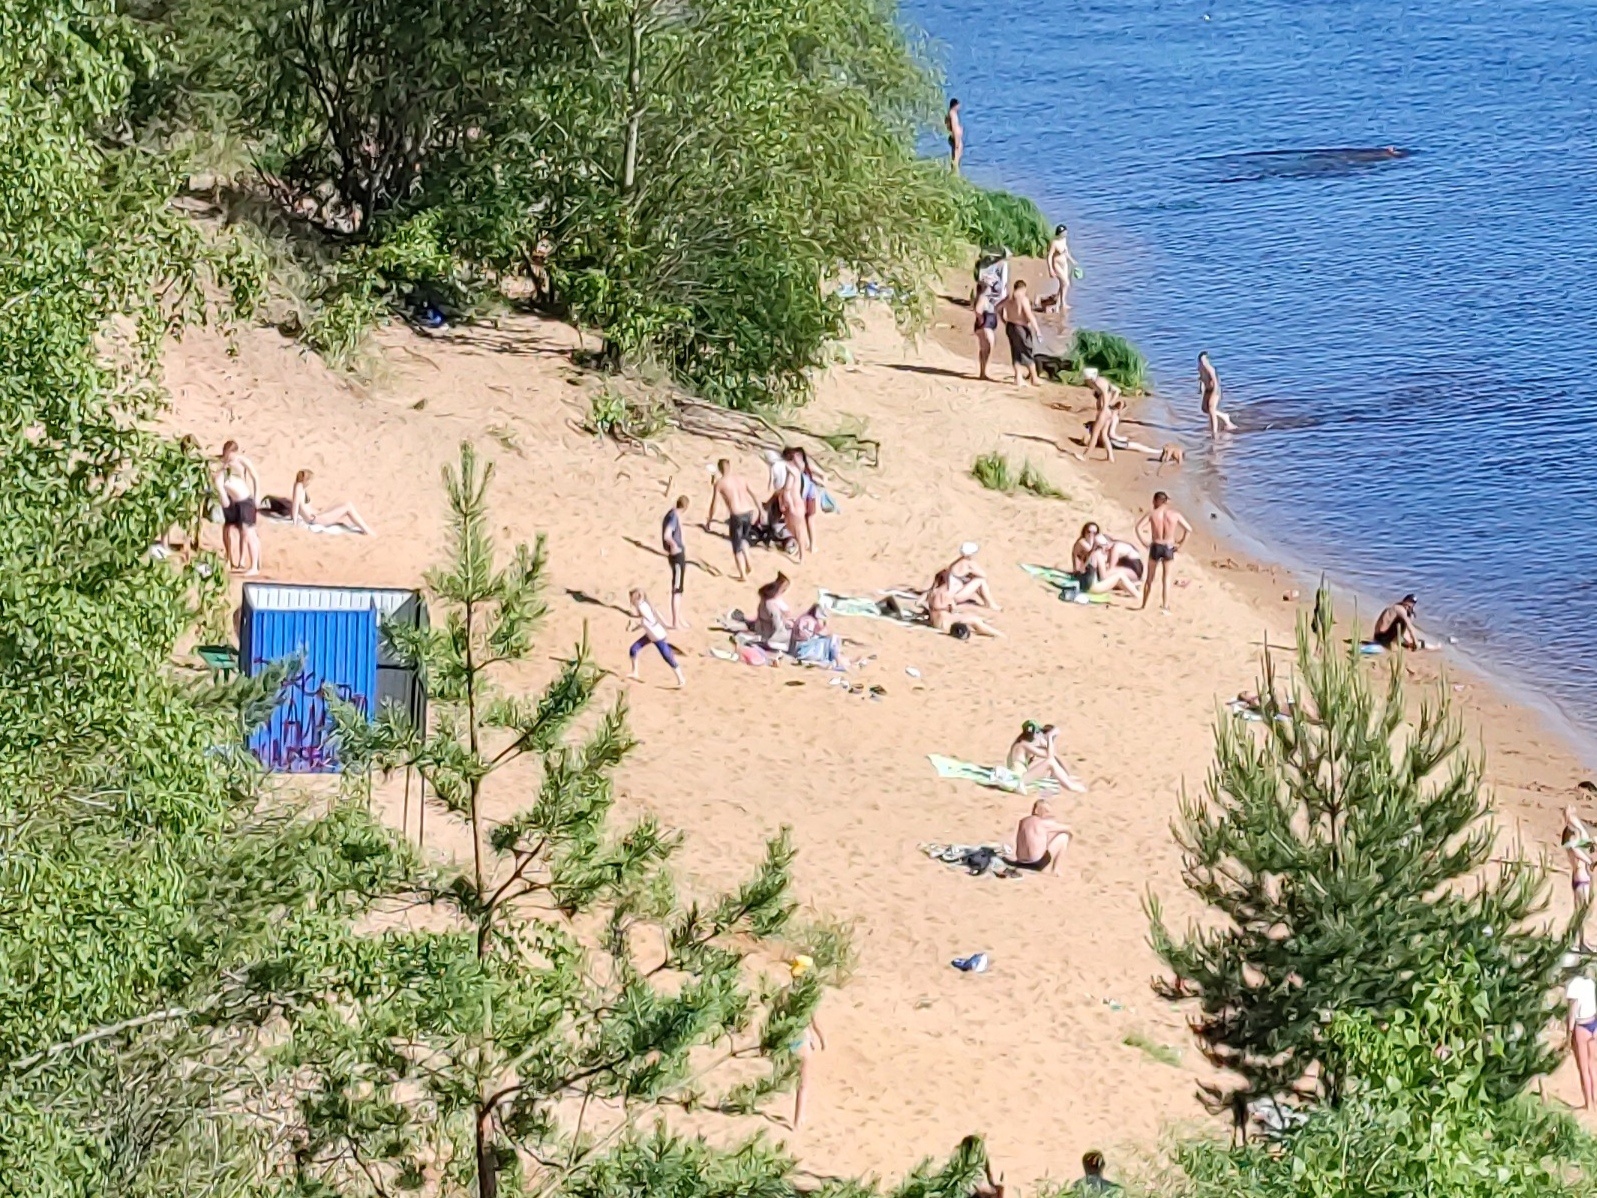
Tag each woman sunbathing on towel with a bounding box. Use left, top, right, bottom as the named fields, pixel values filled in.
left=927, top=570, right=1003, bottom=637
left=1007, top=720, right=1087, bottom=793
left=291, top=470, right=375, bottom=535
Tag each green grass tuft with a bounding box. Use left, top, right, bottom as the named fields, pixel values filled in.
left=1042, top=329, right=1150, bottom=395
left=1017, top=461, right=1067, bottom=500
left=1123, top=1029, right=1182, bottom=1067
left=973, top=452, right=1066, bottom=500
left=581, top=387, right=670, bottom=442
left=972, top=451, right=1017, bottom=493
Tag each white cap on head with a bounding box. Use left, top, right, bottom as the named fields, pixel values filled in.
left=1083, top=367, right=1100, bottom=380
left=763, top=449, right=780, bottom=464
left=960, top=541, right=979, bottom=557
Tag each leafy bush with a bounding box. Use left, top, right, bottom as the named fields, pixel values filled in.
left=953, top=179, right=1051, bottom=256
left=1167, top=965, right=1597, bottom=1198
left=581, top=387, right=671, bottom=442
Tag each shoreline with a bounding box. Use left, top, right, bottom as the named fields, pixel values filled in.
left=927, top=258, right=1597, bottom=780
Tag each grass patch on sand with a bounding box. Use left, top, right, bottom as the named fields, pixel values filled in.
left=1041, top=329, right=1151, bottom=395
left=1123, top=1030, right=1182, bottom=1067
left=972, top=452, right=1067, bottom=500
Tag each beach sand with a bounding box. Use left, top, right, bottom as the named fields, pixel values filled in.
left=162, top=298, right=1597, bottom=1186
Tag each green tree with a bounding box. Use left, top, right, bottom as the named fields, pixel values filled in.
left=0, top=3, right=412, bottom=1195
left=1167, top=963, right=1597, bottom=1198
left=152, top=0, right=963, bottom=405
left=1148, top=596, right=1567, bottom=1109
left=312, top=443, right=835, bottom=1197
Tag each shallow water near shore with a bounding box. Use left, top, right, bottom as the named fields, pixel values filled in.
left=910, top=0, right=1597, bottom=740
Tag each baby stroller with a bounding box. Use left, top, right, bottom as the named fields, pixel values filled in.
left=749, top=496, right=799, bottom=556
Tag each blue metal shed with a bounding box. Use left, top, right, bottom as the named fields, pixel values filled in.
left=239, top=584, right=426, bottom=774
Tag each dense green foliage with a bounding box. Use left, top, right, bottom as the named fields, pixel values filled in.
left=153, top=0, right=965, bottom=405
left=0, top=3, right=413, bottom=1193
left=1149, top=598, right=1567, bottom=1110
left=954, top=181, right=1050, bottom=256
left=1168, top=965, right=1597, bottom=1198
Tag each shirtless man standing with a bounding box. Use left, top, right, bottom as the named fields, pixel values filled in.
left=1045, top=224, right=1079, bottom=310
left=997, top=280, right=1042, bottom=387
left=1005, top=799, right=1072, bottom=876
left=1372, top=594, right=1422, bottom=650
left=946, top=98, right=964, bottom=173
left=1135, top=490, right=1192, bottom=613
left=1198, top=351, right=1237, bottom=436
left=705, top=459, right=760, bottom=582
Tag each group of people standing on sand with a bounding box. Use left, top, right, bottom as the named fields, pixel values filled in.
left=626, top=445, right=835, bottom=689
left=201, top=440, right=374, bottom=576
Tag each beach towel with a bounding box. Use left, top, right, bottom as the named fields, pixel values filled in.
left=927, top=755, right=1059, bottom=795
left=817, top=589, right=928, bottom=625
left=1020, top=564, right=1110, bottom=604
left=920, top=842, right=1023, bottom=880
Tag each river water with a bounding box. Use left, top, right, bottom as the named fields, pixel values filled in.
left=906, top=0, right=1597, bottom=740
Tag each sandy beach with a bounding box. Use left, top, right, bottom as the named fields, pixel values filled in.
left=162, top=295, right=1597, bottom=1186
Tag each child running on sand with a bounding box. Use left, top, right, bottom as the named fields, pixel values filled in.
left=788, top=955, right=826, bottom=1128
left=626, top=589, right=685, bottom=688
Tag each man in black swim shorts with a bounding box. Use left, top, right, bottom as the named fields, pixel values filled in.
left=997, top=279, right=1041, bottom=387
left=705, top=458, right=760, bottom=581
left=1136, top=490, right=1193, bottom=613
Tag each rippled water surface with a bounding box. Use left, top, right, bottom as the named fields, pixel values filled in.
left=906, top=0, right=1597, bottom=738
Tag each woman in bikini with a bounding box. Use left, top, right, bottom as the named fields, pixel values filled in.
left=1568, top=961, right=1597, bottom=1110
left=1007, top=720, right=1087, bottom=793
left=290, top=470, right=375, bottom=535
left=927, top=570, right=1003, bottom=638
left=1069, top=522, right=1142, bottom=600
left=787, top=955, right=827, bottom=1128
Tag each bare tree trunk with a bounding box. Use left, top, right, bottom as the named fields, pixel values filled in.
left=621, top=7, right=643, bottom=194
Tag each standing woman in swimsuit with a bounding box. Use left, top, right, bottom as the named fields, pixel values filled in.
left=787, top=954, right=827, bottom=1127
left=1568, top=962, right=1597, bottom=1110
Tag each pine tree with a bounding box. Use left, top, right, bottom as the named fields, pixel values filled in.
left=317, top=443, right=832, bottom=1198
left=1148, top=592, right=1568, bottom=1109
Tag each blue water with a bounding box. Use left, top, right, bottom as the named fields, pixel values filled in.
left=907, top=0, right=1597, bottom=740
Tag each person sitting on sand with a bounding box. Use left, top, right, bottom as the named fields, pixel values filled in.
left=1070, top=521, right=1142, bottom=600
left=1372, top=594, right=1423, bottom=650
left=289, top=469, right=374, bottom=535
left=755, top=573, right=793, bottom=645
left=1002, top=798, right=1071, bottom=875
left=626, top=588, right=685, bottom=688
left=946, top=541, right=999, bottom=609
left=996, top=279, right=1042, bottom=387
left=1071, top=1151, right=1120, bottom=1196
left=927, top=570, right=1003, bottom=638
left=1008, top=720, right=1087, bottom=793
left=790, top=603, right=848, bottom=668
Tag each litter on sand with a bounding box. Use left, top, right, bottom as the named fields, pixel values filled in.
left=951, top=953, right=991, bottom=973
